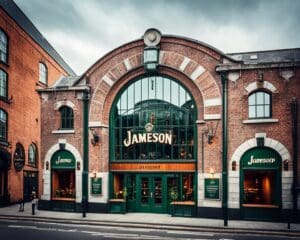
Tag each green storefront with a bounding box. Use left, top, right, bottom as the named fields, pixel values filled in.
left=50, top=150, right=76, bottom=210
left=109, top=75, right=197, bottom=215
left=240, top=147, right=282, bottom=220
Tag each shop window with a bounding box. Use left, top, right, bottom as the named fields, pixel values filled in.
left=39, top=62, right=48, bottom=85
left=113, top=173, right=125, bottom=199
left=182, top=174, right=194, bottom=201
left=243, top=170, right=276, bottom=205
left=59, top=106, right=74, bottom=129
left=0, top=109, right=7, bottom=141
left=28, top=143, right=37, bottom=167
left=110, top=76, right=196, bottom=161
left=0, top=69, right=7, bottom=100
left=0, top=29, right=8, bottom=63
left=52, top=170, right=75, bottom=199
left=248, top=91, right=271, bottom=118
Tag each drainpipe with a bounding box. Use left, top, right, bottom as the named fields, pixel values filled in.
left=82, top=89, right=90, bottom=217
left=291, top=97, right=298, bottom=222
left=221, top=72, right=228, bottom=226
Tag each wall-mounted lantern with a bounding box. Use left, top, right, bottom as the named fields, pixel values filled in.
left=90, top=128, right=99, bottom=146
left=143, top=28, right=161, bottom=72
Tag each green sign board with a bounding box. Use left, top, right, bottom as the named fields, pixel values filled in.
left=91, top=177, right=102, bottom=195
left=204, top=178, right=220, bottom=200
left=51, top=150, right=75, bottom=169
left=241, top=147, right=281, bottom=169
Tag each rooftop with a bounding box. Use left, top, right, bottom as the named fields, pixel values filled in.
left=0, top=0, right=75, bottom=75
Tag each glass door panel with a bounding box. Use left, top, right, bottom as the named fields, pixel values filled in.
left=154, top=177, right=162, bottom=204
left=141, top=177, right=149, bottom=204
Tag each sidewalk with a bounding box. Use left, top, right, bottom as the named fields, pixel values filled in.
left=0, top=203, right=299, bottom=234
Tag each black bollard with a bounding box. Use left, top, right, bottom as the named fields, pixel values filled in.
left=32, top=202, right=35, bottom=215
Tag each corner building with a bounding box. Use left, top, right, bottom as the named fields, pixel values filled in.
left=39, top=29, right=300, bottom=221
left=0, top=0, right=74, bottom=206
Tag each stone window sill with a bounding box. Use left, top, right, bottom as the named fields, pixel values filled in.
left=52, top=129, right=75, bottom=134
left=243, top=118, right=278, bottom=124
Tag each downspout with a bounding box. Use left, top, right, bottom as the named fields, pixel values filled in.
left=221, top=72, right=228, bottom=226
left=82, top=89, right=90, bottom=217
left=291, top=97, right=298, bottom=221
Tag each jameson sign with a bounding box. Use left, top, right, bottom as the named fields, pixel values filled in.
left=51, top=150, right=75, bottom=169
left=241, top=147, right=280, bottom=169
left=123, top=131, right=172, bottom=147
left=204, top=178, right=220, bottom=200
left=91, top=178, right=102, bottom=195
left=123, top=122, right=173, bottom=147
left=247, top=155, right=276, bottom=166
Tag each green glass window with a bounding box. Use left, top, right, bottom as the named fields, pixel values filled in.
left=110, top=76, right=196, bottom=161
left=0, top=109, right=7, bottom=141
left=59, top=106, right=74, bottom=129
left=0, top=29, right=8, bottom=63
left=0, top=69, right=7, bottom=99
left=248, top=91, right=271, bottom=118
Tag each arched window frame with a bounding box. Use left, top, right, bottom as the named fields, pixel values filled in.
left=39, top=62, right=48, bottom=85
left=28, top=143, right=38, bottom=167
left=0, top=68, right=8, bottom=100
left=0, top=28, right=8, bottom=64
left=59, top=106, right=74, bottom=130
left=0, top=108, right=8, bottom=141
left=248, top=90, right=272, bottom=119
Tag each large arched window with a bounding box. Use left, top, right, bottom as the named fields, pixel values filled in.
left=248, top=91, right=271, bottom=118
left=59, top=106, right=74, bottom=129
left=0, top=109, right=7, bottom=141
left=110, top=75, right=197, bottom=161
left=13, top=143, right=25, bottom=171
left=0, top=29, right=8, bottom=63
left=0, top=69, right=7, bottom=99
left=39, top=62, right=48, bottom=84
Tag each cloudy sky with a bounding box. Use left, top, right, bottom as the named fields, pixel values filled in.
left=14, top=0, right=300, bottom=75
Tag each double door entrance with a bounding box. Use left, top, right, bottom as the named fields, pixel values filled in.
left=119, top=173, right=195, bottom=213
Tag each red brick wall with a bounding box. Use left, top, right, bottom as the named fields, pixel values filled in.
left=0, top=8, right=69, bottom=202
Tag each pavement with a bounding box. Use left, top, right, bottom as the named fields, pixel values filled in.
left=0, top=203, right=300, bottom=237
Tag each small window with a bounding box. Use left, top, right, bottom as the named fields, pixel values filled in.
left=39, top=62, right=48, bottom=84
left=28, top=143, right=38, bottom=166
left=0, top=29, right=8, bottom=63
left=0, top=69, right=7, bottom=99
left=14, top=143, right=25, bottom=171
left=0, top=109, right=7, bottom=141
left=59, top=106, right=74, bottom=129
left=248, top=91, right=271, bottom=118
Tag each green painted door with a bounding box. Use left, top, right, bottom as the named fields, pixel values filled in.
left=137, top=174, right=167, bottom=213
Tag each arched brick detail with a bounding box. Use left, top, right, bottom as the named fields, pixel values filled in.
left=88, top=37, right=222, bottom=124
left=245, top=81, right=277, bottom=94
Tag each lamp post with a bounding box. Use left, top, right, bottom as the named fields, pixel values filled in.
left=82, top=89, right=90, bottom=217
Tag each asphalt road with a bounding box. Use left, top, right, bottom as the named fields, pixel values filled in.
left=0, top=219, right=297, bottom=240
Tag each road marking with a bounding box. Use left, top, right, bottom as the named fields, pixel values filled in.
left=167, top=230, right=214, bottom=236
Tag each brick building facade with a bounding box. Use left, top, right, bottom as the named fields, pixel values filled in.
left=38, top=28, right=299, bottom=221
left=0, top=0, right=74, bottom=205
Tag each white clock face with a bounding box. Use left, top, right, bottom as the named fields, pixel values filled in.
left=145, top=123, right=154, bottom=132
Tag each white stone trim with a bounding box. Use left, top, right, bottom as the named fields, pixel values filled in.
left=204, top=98, right=222, bottom=107
left=190, top=65, right=205, bottom=81
left=228, top=72, right=240, bottom=82
left=179, top=57, right=190, bottom=72
left=52, top=129, right=75, bottom=134
left=102, top=74, right=114, bottom=87
left=89, top=172, right=109, bottom=203
left=229, top=137, right=292, bottom=209
left=243, top=118, right=278, bottom=124
left=41, top=142, right=83, bottom=203
left=255, top=132, right=267, bottom=138
left=89, top=121, right=109, bottom=128
left=123, top=58, right=132, bottom=71
left=54, top=100, right=75, bottom=110
left=204, top=114, right=221, bottom=120
left=198, top=173, right=222, bottom=208
left=245, top=81, right=277, bottom=93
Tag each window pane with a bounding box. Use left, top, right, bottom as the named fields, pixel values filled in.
left=248, top=94, right=256, bottom=105
left=256, top=106, right=264, bottom=118
left=0, top=30, right=7, bottom=63
left=249, top=106, right=256, bottom=118
left=264, top=93, right=270, bottom=104
left=265, top=105, right=270, bottom=117
left=256, top=92, right=264, bottom=104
